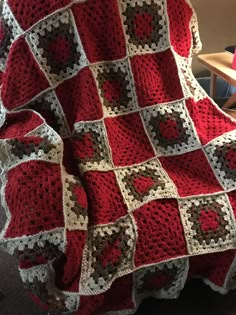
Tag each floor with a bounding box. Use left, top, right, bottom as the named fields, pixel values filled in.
left=136, top=282, right=236, bottom=315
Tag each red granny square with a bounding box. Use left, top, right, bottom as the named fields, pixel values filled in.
left=84, top=171, right=128, bottom=226
left=2, top=37, right=49, bottom=110
left=56, top=67, right=103, bottom=130
left=185, top=98, right=236, bottom=145
left=8, top=0, right=71, bottom=30
left=5, top=160, right=64, bottom=238
left=133, top=199, right=187, bottom=267
left=131, top=50, right=183, bottom=108
left=72, top=0, right=126, bottom=63
left=79, top=274, right=134, bottom=314
left=160, top=149, right=223, bottom=197
left=167, top=0, right=192, bottom=57
left=54, top=230, right=86, bottom=292
left=105, top=112, right=155, bottom=166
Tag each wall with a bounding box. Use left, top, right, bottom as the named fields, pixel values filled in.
left=191, top=0, right=236, bottom=75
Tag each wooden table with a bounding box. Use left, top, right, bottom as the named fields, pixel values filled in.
left=197, top=52, right=236, bottom=109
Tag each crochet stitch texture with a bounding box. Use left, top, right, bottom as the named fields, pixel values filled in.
left=0, top=0, right=236, bottom=314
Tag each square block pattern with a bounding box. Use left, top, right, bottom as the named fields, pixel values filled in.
left=7, top=0, right=71, bottom=30
left=80, top=215, right=136, bottom=295
left=179, top=194, right=236, bottom=255
left=204, top=131, right=236, bottom=191
left=115, top=158, right=178, bottom=211
left=104, top=112, right=155, bottom=167
left=55, top=66, right=103, bottom=129
left=130, top=50, right=184, bottom=108
left=23, top=90, right=71, bottom=138
left=159, top=149, right=223, bottom=197
left=26, top=9, right=88, bottom=85
left=79, top=274, right=134, bottom=314
left=133, top=198, right=188, bottom=267
left=72, top=0, right=127, bottom=63
left=91, top=59, right=138, bottom=116
left=141, top=100, right=200, bottom=156
left=135, top=258, right=188, bottom=299
left=1, top=37, right=50, bottom=110
left=73, top=120, right=113, bottom=172
left=120, top=0, right=170, bottom=55
left=185, top=98, right=236, bottom=145
left=5, top=160, right=64, bottom=238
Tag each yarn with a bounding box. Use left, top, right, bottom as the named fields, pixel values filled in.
left=0, top=0, right=236, bottom=314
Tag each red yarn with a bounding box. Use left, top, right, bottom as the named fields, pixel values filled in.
left=8, top=0, right=71, bottom=30
left=72, top=0, right=126, bottom=62
left=105, top=112, right=155, bottom=166
left=56, top=67, right=103, bottom=129
left=84, top=171, right=128, bottom=226
left=5, top=160, right=64, bottom=237
left=0, top=111, right=43, bottom=139
left=167, top=0, right=193, bottom=57
left=186, top=98, right=236, bottom=144
left=131, top=50, right=184, bottom=107
left=134, top=199, right=187, bottom=267
left=1, top=37, right=49, bottom=110
left=160, top=150, right=223, bottom=197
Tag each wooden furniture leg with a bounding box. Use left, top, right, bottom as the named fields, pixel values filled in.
left=210, top=72, right=217, bottom=99
left=222, top=92, right=236, bottom=120
left=222, top=92, right=236, bottom=109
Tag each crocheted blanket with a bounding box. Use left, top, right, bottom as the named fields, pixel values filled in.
left=0, top=0, right=236, bottom=314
